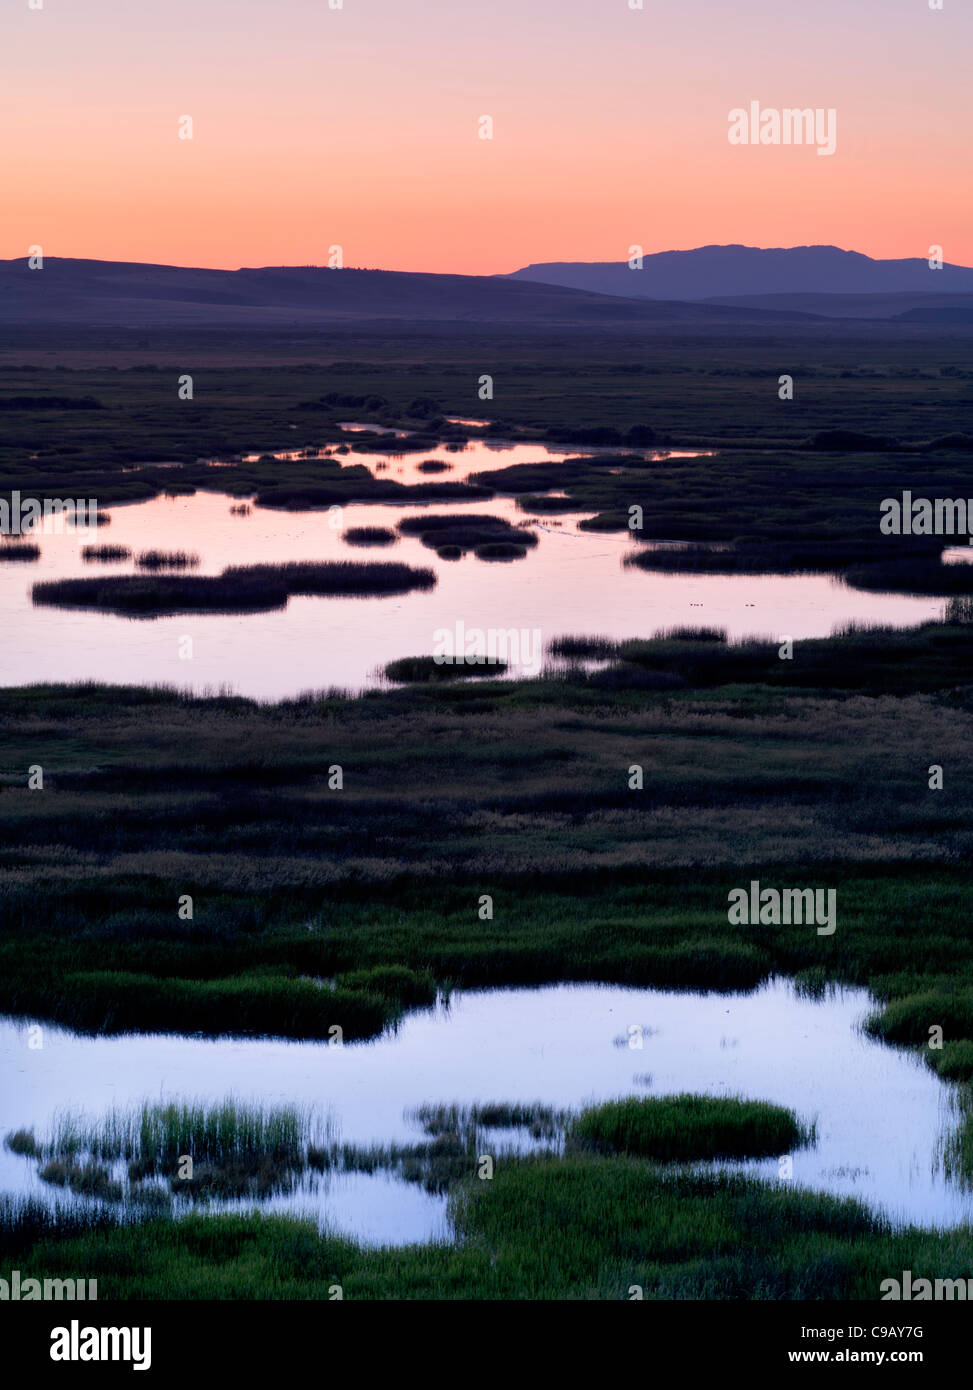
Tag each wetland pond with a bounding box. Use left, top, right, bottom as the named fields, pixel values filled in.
left=0, top=435, right=950, bottom=700
left=3, top=980, right=971, bottom=1245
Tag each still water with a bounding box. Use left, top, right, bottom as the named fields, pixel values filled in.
left=0, top=436, right=947, bottom=699
left=2, top=980, right=970, bottom=1243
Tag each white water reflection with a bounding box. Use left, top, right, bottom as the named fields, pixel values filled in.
left=2, top=980, right=970, bottom=1244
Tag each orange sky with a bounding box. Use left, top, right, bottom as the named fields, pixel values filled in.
left=3, top=0, right=971, bottom=273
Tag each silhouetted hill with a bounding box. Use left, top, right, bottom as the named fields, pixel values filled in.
left=507, top=245, right=973, bottom=302
left=0, top=258, right=822, bottom=329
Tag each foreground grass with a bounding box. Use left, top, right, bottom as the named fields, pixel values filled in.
left=8, top=1157, right=973, bottom=1300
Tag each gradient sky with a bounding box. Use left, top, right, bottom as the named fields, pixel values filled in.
left=3, top=0, right=971, bottom=274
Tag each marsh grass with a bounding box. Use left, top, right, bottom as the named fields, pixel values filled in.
left=942, top=1087, right=973, bottom=1186
left=0, top=1195, right=131, bottom=1261
left=335, top=965, right=437, bottom=1005
left=654, top=625, right=728, bottom=643
left=4, top=1129, right=40, bottom=1158
left=82, top=545, right=131, bottom=562
left=475, top=541, right=528, bottom=561
left=342, top=526, right=397, bottom=547
left=929, top=1041, right=973, bottom=1082
left=254, top=478, right=492, bottom=511
left=48, top=1101, right=310, bottom=1165
left=548, top=634, right=619, bottom=659
left=845, top=557, right=973, bottom=597
left=411, top=1102, right=567, bottom=1141
left=15, top=1154, right=973, bottom=1300
left=135, top=550, right=200, bottom=570
left=571, top=1095, right=812, bottom=1161
left=13, top=1100, right=323, bottom=1207
left=312, top=1100, right=567, bottom=1194
left=384, top=655, right=509, bottom=683
left=38, top=1160, right=123, bottom=1201
left=865, top=991, right=973, bottom=1046
left=396, top=513, right=537, bottom=555
left=11, top=1095, right=561, bottom=1209
left=32, top=560, right=436, bottom=615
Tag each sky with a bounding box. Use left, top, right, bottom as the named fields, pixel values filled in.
left=2, top=0, right=971, bottom=274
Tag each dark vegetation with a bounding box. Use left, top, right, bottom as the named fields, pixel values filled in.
left=384, top=656, right=509, bottom=682
left=3, top=326, right=973, bottom=578
left=395, top=513, right=537, bottom=556
left=135, top=549, right=200, bottom=570
left=31, top=561, right=436, bottom=614
left=0, top=394, right=103, bottom=410
left=475, top=541, right=529, bottom=561
left=82, top=544, right=131, bottom=562
left=342, top=526, right=397, bottom=547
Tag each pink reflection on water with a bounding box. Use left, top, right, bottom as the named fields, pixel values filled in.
left=0, top=478, right=946, bottom=700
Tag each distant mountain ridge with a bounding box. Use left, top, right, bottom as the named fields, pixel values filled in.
left=2, top=250, right=972, bottom=333
left=507, top=245, right=973, bottom=302
left=0, top=257, right=822, bottom=330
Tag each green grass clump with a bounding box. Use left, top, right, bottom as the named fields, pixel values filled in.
left=37, top=969, right=393, bottom=1041
left=572, top=1094, right=810, bottom=1161
left=929, top=1040, right=973, bottom=1082
left=133, top=1101, right=307, bottom=1166
left=335, top=965, right=437, bottom=1006
left=865, top=991, right=973, bottom=1046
